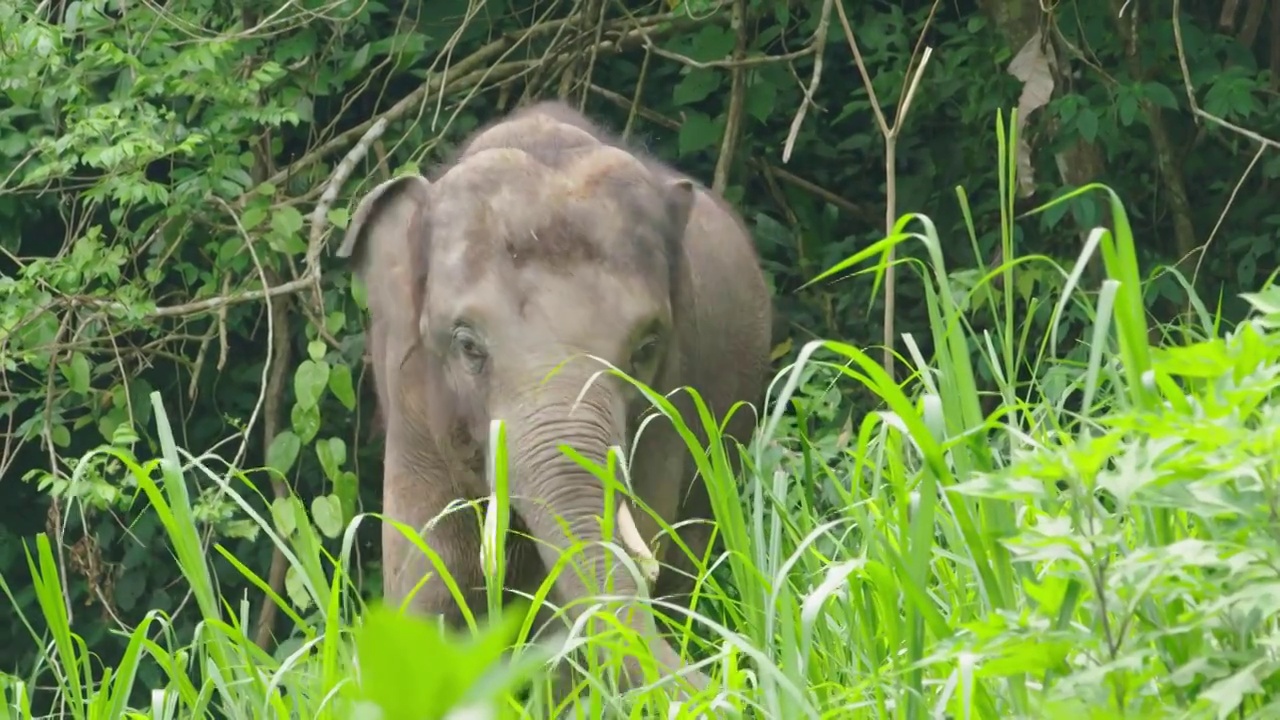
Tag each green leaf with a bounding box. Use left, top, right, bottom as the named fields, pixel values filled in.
left=352, top=604, right=549, bottom=717
left=311, top=494, right=344, bottom=539
left=1040, top=187, right=1073, bottom=228
left=272, top=496, right=298, bottom=538
left=973, top=638, right=1073, bottom=677
left=1143, top=81, right=1178, bottom=110
left=50, top=424, right=70, bottom=448
left=350, top=44, right=371, bottom=73
left=329, top=363, right=357, bottom=410
left=325, top=311, right=347, bottom=336
left=1242, top=285, right=1280, bottom=315
left=1200, top=660, right=1265, bottom=716
left=1152, top=338, right=1232, bottom=379
left=1056, top=94, right=1079, bottom=123
left=294, top=359, right=330, bottom=410
left=1117, top=90, right=1139, bottom=126
left=772, top=1, right=789, bottom=24
left=271, top=205, right=305, bottom=239
left=266, top=430, right=301, bottom=476
left=291, top=402, right=321, bottom=445
left=285, top=566, right=313, bottom=611
left=307, top=340, right=326, bottom=363
left=350, top=275, right=369, bottom=310
left=352, top=606, right=457, bottom=716
left=111, top=421, right=139, bottom=447
left=1015, top=269, right=1039, bottom=304
left=678, top=112, right=720, bottom=156
left=241, top=205, right=268, bottom=232
left=327, top=207, right=350, bottom=229
left=113, top=570, right=146, bottom=613
left=681, top=24, right=735, bottom=62
left=316, top=436, right=347, bottom=482
left=746, top=80, right=777, bottom=122
left=63, top=352, right=91, bottom=395
left=672, top=69, right=721, bottom=105
left=1075, top=107, right=1099, bottom=143
left=335, top=470, right=359, bottom=524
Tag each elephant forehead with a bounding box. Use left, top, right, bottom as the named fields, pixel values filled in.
left=518, top=264, right=670, bottom=323
left=431, top=216, right=667, bottom=308
left=560, top=145, right=654, bottom=192
left=429, top=263, right=668, bottom=348
left=429, top=189, right=631, bottom=271
left=434, top=144, right=660, bottom=226
left=432, top=148, right=564, bottom=224
left=430, top=155, right=669, bottom=280
left=461, top=113, right=601, bottom=164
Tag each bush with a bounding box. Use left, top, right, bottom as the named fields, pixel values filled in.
left=6, top=159, right=1280, bottom=719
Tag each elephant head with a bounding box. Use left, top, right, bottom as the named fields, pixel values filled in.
left=337, top=137, right=707, bottom=692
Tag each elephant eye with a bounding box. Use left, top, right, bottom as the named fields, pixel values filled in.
left=629, top=334, right=661, bottom=373
left=451, top=326, right=488, bottom=373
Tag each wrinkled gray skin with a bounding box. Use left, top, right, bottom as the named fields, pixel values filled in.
left=337, top=100, right=772, bottom=696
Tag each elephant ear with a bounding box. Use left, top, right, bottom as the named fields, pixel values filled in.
left=336, top=174, right=433, bottom=333
left=660, top=177, right=697, bottom=296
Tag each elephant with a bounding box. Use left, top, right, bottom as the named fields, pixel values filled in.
left=336, top=100, right=772, bottom=699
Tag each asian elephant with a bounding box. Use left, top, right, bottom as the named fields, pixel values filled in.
left=336, top=100, right=772, bottom=697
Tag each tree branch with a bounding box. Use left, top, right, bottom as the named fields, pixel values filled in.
left=1110, top=0, right=1197, bottom=263
left=1172, top=0, right=1280, bottom=150
left=39, top=14, right=710, bottom=328
left=712, top=0, right=748, bottom=193
left=782, top=0, right=833, bottom=163
left=244, top=9, right=709, bottom=209
left=586, top=82, right=878, bottom=223
left=834, top=0, right=936, bottom=378
left=252, top=283, right=293, bottom=650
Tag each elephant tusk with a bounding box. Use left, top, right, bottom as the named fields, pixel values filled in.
left=616, top=502, right=659, bottom=591
left=480, top=493, right=501, bottom=579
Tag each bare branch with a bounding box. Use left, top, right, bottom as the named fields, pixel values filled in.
left=833, top=0, right=937, bottom=377
left=1172, top=0, right=1280, bottom=150
left=783, top=0, right=833, bottom=163
left=713, top=0, right=749, bottom=193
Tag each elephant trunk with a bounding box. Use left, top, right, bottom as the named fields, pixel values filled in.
left=497, top=373, right=705, bottom=693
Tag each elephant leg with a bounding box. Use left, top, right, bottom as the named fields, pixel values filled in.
left=650, top=390, right=757, bottom=614
left=382, top=460, right=487, bottom=629
left=630, top=392, right=714, bottom=615
left=501, top=516, right=602, bottom=714
left=652, top=480, right=715, bottom=613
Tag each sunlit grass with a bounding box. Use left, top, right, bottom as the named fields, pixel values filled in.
left=6, top=112, right=1280, bottom=720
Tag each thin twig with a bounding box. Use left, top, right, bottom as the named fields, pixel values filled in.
left=783, top=0, right=833, bottom=163
left=37, top=19, right=700, bottom=327
left=579, top=0, right=610, bottom=109
left=641, top=38, right=813, bottom=70
left=622, top=46, right=652, bottom=142
left=835, top=0, right=889, bottom=137
left=1172, top=0, right=1279, bottom=150
left=588, top=81, right=877, bottom=222
left=304, top=116, right=390, bottom=309
left=834, top=0, right=935, bottom=377
left=1171, top=0, right=1278, bottom=293
left=1189, top=141, right=1266, bottom=287
left=713, top=0, right=748, bottom=193
left=251, top=282, right=292, bottom=650
left=245, top=10, right=700, bottom=205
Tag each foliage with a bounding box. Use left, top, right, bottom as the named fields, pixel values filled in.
left=1, top=0, right=1279, bottom=717
left=8, top=173, right=1280, bottom=716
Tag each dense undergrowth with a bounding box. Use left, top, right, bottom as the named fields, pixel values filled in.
left=5, top=128, right=1280, bottom=719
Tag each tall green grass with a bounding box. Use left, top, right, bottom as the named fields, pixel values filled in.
left=5, top=113, right=1280, bottom=719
